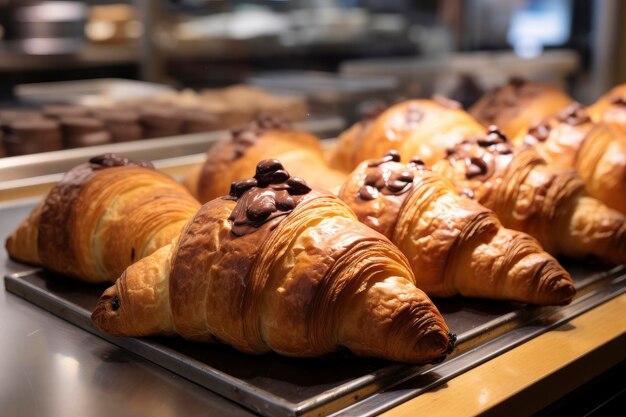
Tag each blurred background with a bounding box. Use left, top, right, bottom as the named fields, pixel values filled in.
left=0, top=0, right=625, bottom=160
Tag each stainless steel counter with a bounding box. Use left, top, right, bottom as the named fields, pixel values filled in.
left=0, top=200, right=255, bottom=417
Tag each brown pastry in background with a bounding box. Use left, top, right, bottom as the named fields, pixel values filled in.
left=180, top=108, right=218, bottom=134
left=60, top=117, right=113, bottom=148
left=3, top=118, right=63, bottom=155
left=43, top=105, right=90, bottom=119
left=138, top=105, right=183, bottom=138
left=93, top=110, right=143, bottom=142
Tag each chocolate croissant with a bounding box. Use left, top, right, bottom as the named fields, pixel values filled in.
left=432, top=128, right=626, bottom=265
left=182, top=115, right=346, bottom=203
left=513, top=103, right=626, bottom=214
left=469, top=78, right=573, bottom=139
left=338, top=151, right=574, bottom=305
left=327, top=97, right=485, bottom=172
left=93, top=159, right=453, bottom=363
left=5, top=154, right=201, bottom=283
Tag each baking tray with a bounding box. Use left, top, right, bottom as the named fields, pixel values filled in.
left=3, top=200, right=626, bottom=417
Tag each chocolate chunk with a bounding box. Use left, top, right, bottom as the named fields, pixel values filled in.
left=364, top=171, right=382, bottom=186
left=269, top=169, right=289, bottom=184
left=89, top=153, right=154, bottom=169
left=286, top=177, right=311, bottom=195
left=466, top=157, right=488, bottom=178
left=231, top=178, right=258, bottom=197
left=556, top=103, right=591, bottom=126
left=409, top=157, right=425, bottom=166
left=358, top=185, right=379, bottom=200
left=256, top=159, right=284, bottom=176
left=276, top=195, right=296, bottom=211
left=384, top=150, right=402, bottom=162
left=247, top=198, right=276, bottom=223
left=397, top=171, right=414, bottom=183
left=611, top=96, right=626, bottom=106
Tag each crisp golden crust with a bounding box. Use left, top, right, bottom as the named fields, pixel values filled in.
left=93, top=165, right=452, bottom=363
left=469, top=80, right=573, bottom=139
left=513, top=105, right=626, bottom=214
left=327, top=100, right=485, bottom=172
left=340, top=156, right=574, bottom=305
left=188, top=128, right=346, bottom=202
left=588, top=83, right=626, bottom=130
left=434, top=143, right=626, bottom=264
left=6, top=160, right=201, bottom=283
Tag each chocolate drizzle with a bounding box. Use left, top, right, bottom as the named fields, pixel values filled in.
left=556, top=103, right=591, bottom=126
left=358, top=151, right=425, bottom=201
left=227, top=159, right=311, bottom=236
left=525, top=122, right=552, bottom=145
left=446, top=126, right=513, bottom=180
left=231, top=115, right=291, bottom=159
left=610, top=96, right=626, bottom=106
left=89, top=153, right=154, bottom=169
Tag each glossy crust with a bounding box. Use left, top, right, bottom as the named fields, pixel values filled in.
left=433, top=143, right=626, bottom=265
left=327, top=99, right=485, bottom=172
left=588, top=83, right=626, bottom=131
left=183, top=128, right=346, bottom=202
left=513, top=104, right=626, bottom=214
left=338, top=157, right=574, bottom=305
left=5, top=159, right=200, bottom=283
left=469, top=79, right=573, bottom=139
left=92, top=171, right=452, bottom=363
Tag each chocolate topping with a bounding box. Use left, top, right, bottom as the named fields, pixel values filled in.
left=556, top=103, right=591, bottom=126
left=227, top=159, right=311, bottom=236
left=610, top=96, right=626, bottom=106
left=358, top=151, right=421, bottom=201
left=231, top=114, right=291, bottom=159
left=525, top=122, right=552, bottom=145
left=367, top=150, right=401, bottom=167
left=89, top=153, right=154, bottom=169
left=509, top=76, right=526, bottom=89
left=446, top=127, right=513, bottom=180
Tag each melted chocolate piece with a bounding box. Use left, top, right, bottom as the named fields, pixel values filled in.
left=446, top=128, right=512, bottom=180
left=556, top=103, right=591, bottom=126
left=231, top=115, right=291, bottom=159
left=611, top=96, right=626, bottom=106
left=89, top=153, right=154, bottom=169
left=227, top=159, right=311, bottom=236
left=111, top=296, right=120, bottom=311
left=526, top=122, right=552, bottom=145
left=409, top=157, right=427, bottom=167
left=367, top=150, right=401, bottom=167
left=358, top=151, right=417, bottom=200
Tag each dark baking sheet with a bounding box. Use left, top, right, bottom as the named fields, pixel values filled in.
left=3, top=200, right=626, bottom=417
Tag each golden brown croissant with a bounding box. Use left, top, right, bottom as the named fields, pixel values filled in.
left=93, top=159, right=453, bottom=363
left=182, top=115, right=346, bottom=203
left=338, top=151, right=574, bottom=305
left=588, top=83, right=626, bottom=134
left=327, top=97, right=485, bottom=172
left=432, top=128, right=626, bottom=265
left=469, top=78, right=573, bottom=139
left=5, top=154, right=201, bottom=283
left=512, top=103, right=626, bottom=214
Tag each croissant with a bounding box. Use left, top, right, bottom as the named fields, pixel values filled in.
left=92, top=159, right=453, bottom=363
left=338, top=151, right=574, bottom=305
left=327, top=97, right=485, bottom=172
left=511, top=103, right=626, bottom=214
left=182, top=115, right=346, bottom=203
left=469, top=78, right=573, bottom=139
left=432, top=128, right=626, bottom=265
left=5, top=154, right=201, bottom=283
left=588, top=83, right=626, bottom=134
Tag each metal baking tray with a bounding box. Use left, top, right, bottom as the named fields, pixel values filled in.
left=3, top=200, right=626, bottom=417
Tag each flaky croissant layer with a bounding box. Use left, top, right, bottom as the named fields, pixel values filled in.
left=338, top=152, right=574, bottom=305
left=93, top=159, right=453, bottom=363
